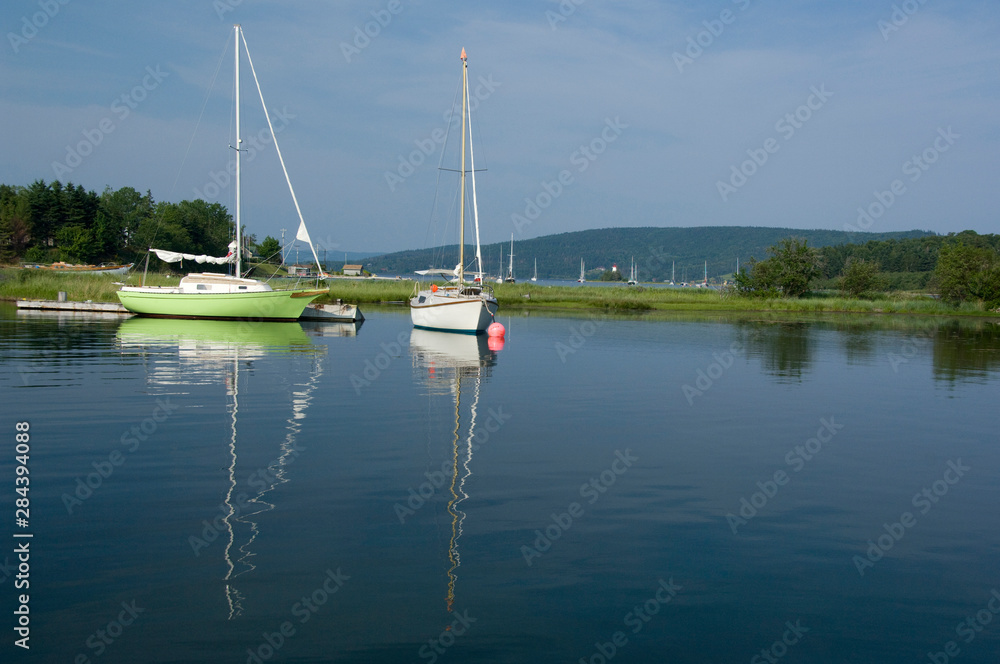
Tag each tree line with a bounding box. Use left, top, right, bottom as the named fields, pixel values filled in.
left=735, top=231, right=1000, bottom=307
left=0, top=180, right=242, bottom=267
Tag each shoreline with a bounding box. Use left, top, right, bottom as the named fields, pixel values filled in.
left=2, top=269, right=996, bottom=319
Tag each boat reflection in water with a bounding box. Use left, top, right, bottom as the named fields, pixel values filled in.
left=115, top=317, right=326, bottom=618
left=409, top=329, right=498, bottom=612
left=298, top=318, right=364, bottom=338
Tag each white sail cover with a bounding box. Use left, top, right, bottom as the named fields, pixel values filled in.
left=151, top=242, right=236, bottom=265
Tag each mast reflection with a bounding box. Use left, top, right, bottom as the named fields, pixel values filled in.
left=115, top=317, right=325, bottom=618
left=409, top=330, right=497, bottom=612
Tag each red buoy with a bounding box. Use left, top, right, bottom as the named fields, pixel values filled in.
left=487, top=322, right=505, bottom=337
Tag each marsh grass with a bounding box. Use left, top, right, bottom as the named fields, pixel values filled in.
left=3, top=269, right=993, bottom=318
left=0, top=268, right=180, bottom=302
left=0, top=268, right=335, bottom=303
left=326, top=279, right=993, bottom=317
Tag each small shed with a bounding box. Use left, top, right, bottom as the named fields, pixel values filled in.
left=343, top=264, right=364, bottom=276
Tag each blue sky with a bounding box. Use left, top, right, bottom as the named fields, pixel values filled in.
left=1, top=0, right=997, bottom=254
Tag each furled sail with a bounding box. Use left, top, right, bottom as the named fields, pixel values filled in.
left=151, top=242, right=237, bottom=265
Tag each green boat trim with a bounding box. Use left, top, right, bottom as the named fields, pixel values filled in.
left=117, top=287, right=325, bottom=321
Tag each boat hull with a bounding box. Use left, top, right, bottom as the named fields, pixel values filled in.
left=21, top=263, right=133, bottom=275
left=299, top=302, right=364, bottom=322
left=117, top=288, right=326, bottom=321
left=409, top=291, right=498, bottom=334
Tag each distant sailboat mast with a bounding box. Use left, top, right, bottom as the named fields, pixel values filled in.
left=504, top=233, right=515, bottom=282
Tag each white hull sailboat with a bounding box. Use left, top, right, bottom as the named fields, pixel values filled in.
left=577, top=258, right=586, bottom=283
left=531, top=258, right=537, bottom=282
left=410, top=49, right=498, bottom=335
left=411, top=292, right=497, bottom=334
left=117, top=25, right=326, bottom=321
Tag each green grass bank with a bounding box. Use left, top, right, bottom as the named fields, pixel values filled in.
left=325, top=278, right=994, bottom=317
left=2, top=269, right=996, bottom=318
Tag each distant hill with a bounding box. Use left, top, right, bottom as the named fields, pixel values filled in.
left=362, top=227, right=935, bottom=282
left=321, top=251, right=384, bottom=265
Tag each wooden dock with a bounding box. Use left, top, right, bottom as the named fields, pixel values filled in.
left=16, top=299, right=130, bottom=314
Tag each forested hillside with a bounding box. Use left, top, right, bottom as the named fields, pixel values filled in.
left=365, top=227, right=933, bottom=281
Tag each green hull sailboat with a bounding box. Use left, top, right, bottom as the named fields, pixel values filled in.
left=117, top=275, right=325, bottom=321
left=117, top=24, right=327, bottom=321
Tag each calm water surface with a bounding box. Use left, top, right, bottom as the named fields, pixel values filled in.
left=1, top=303, right=999, bottom=663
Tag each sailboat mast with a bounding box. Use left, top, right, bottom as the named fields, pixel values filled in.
left=465, top=56, right=483, bottom=282
left=458, top=48, right=467, bottom=285
left=234, top=24, right=242, bottom=278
